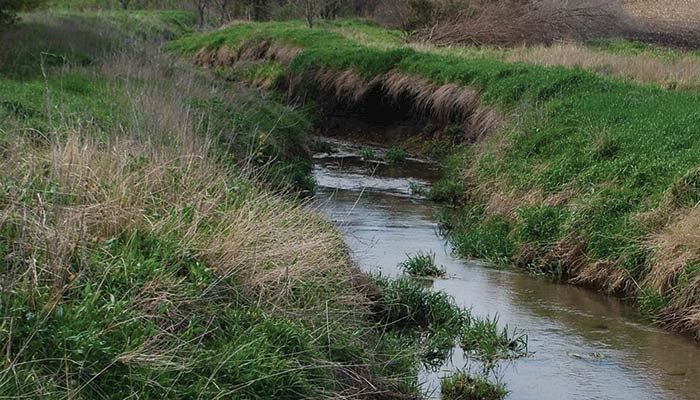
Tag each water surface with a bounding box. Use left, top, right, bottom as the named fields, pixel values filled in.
left=311, top=139, right=700, bottom=400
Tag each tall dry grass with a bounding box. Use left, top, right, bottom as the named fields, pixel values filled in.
left=648, top=207, right=700, bottom=337
left=506, top=43, right=700, bottom=89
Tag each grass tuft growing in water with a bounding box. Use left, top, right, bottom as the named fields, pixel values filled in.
left=399, top=251, right=446, bottom=278
left=460, top=316, right=528, bottom=362
left=385, top=147, right=408, bottom=163
left=441, top=371, right=508, bottom=400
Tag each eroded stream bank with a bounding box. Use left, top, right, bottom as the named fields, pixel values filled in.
left=311, top=138, right=700, bottom=400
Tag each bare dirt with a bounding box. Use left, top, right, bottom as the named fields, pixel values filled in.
left=623, top=0, right=700, bottom=49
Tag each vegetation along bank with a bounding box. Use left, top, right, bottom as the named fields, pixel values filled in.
left=0, top=5, right=533, bottom=398
left=171, top=19, right=700, bottom=341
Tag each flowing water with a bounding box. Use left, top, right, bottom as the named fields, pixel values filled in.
left=311, top=138, right=700, bottom=400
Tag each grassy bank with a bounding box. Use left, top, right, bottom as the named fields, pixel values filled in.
left=0, top=11, right=414, bottom=398
left=0, top=10, right=527, bottom=398
left=172, top=20, right=700, bottom=339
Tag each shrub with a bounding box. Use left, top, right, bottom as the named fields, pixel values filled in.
left=415, top=0, right=634, bottom=47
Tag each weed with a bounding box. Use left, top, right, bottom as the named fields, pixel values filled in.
left=399, top=251, right=446, bottom=278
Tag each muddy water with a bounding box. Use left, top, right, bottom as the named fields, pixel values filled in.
left=311, top=139, right=700, bottom=400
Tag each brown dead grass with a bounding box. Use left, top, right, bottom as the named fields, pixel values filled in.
left=2, top=41, right=364, bottom=332
left=507, top=43, right=700, bottom=89
left=299, top=68, right=503, bottom=142
left=647, top=207, right=700, bottom=292
left=650, top=207, right=700, bottom=337
left=192, top=40, right=301, bottom=68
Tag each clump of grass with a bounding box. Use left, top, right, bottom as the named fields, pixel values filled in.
left=441, top=371, right=508, bottom=400
left=373, top=277, right=528, bottom=369
left=408, top=180, right=430, bottom=197
left=373, top=277, right=468, bottom=332
left=399, top=251, right=446, bottom=278
left=359, top=147, right=378, bottom=161
left=460, top=316, right=528, bottom=362
left=385, top=146, right=408, bottom=163
left=310, top=138, right=335, bottom=154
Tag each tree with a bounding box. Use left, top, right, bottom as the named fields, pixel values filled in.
left=213, top=0, right=234, bottom=24
left=319, top=0, right=342, bottom=20
left=1, top=0, right=44, bottom=28
left=249, top=0, right=269, bottom=21
left=193, top=0, right=210, bottom=26
left=290, top=0, right=323, bottom=28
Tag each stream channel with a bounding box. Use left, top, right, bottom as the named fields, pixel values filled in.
left=310, top=138, right=700, bottom=400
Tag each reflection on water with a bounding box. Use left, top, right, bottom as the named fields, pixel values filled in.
left=311, top=141, right=700, bottom=400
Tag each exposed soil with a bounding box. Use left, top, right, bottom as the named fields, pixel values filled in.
left=624, top=0, right=700, bottom=49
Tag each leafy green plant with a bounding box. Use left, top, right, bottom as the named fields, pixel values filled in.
left=399, top=251, right=446, bottom=277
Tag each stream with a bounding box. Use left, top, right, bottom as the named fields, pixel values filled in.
left=311, top=138, right=700, bottom=400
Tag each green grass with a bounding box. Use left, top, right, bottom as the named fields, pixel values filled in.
left=385, top=146, right=408, bottom=163
left=373, top=277, right=528, bottom=367
left=0, top=11, right=534, bottom=399
left=587, top=37, right=700, bottom=61
left=441, top=371, right=508, bottom=400
left=0, top=12, right=427, bottom=399
left=460, top=316, right=528, bottom=362
left=399, top=251, right=446, bottom=278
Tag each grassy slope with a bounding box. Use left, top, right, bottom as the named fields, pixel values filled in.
left=171, top=20, right=700, bottom=338
left=1, top=11, right=526, bottom=398
left=0, top=12, right=412, bottom=398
